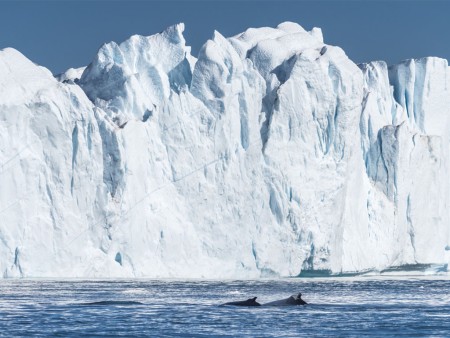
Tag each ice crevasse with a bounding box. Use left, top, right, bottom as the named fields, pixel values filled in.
left=0, top=22, right=449, bottom=278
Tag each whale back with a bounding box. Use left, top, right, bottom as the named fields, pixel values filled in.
left=223, top=296, right=261, bottom=306
left=263, top=294, right=307, bottom=306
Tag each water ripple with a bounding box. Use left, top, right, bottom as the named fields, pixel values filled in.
left=0, top=277, right=449, bottom=337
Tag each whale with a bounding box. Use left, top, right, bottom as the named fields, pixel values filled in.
left=263, top=293, right=307, bottom=306
left=222, top=297, right=261, bottom=306
left=222, top=293, right=308, bottom=307
left=80, top=301, right=144, bottom=306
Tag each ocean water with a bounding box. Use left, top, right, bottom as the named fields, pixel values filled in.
left=0, top=277, right=449, bottom=337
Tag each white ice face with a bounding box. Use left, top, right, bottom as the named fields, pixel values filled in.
left=0, top=22, right=449, bottom=278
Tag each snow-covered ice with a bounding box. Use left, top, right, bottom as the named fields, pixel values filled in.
left=0, top=22, right=449, bottom=278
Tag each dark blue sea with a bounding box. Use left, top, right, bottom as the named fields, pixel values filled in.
left=0, top=277, right=449, bottom=337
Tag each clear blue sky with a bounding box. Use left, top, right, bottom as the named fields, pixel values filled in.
left=1, top=0, right=449, bottom=74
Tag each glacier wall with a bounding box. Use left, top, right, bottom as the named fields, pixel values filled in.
left=0, top=22, right=449, bottom=278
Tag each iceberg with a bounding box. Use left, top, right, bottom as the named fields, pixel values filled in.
left=0, top=22, right=449, bottom=278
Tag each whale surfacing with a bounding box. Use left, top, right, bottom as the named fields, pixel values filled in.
left=222, top=293, right=308, bottom=307
left=223, top=297, right=261, bottom=306
left=263, top=293, right=308, bottom=306
left=80, top=301, right=144, bottom=306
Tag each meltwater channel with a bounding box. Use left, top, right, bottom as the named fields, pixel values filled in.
left=1, top=277, right=449, bottom=337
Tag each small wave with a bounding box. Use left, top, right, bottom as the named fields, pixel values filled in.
left=80, top=300, right=143, bottom=306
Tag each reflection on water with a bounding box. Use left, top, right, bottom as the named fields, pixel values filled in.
left=0, top=277, right=449, bottom=337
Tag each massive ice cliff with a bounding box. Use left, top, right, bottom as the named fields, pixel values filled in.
left=1, top=22, right=449, bottom=278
